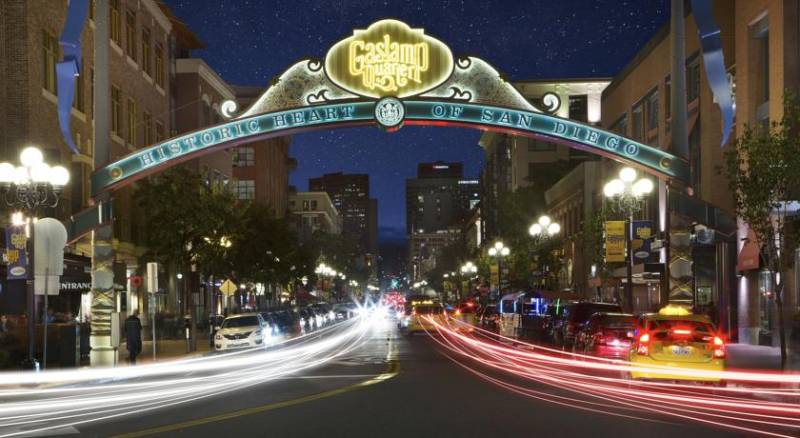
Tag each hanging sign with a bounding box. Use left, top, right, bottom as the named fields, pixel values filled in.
left=632, top=220, right=655, bottom=265
left=325, top=19, right=454, bottom=98
left=5, top=225, right=29, bottom=280
left=604, top=221, right=626, bottom=263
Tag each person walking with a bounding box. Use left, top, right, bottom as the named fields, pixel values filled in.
left=124, top=311, right=143, bottom=365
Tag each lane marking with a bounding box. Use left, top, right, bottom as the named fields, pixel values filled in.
left=112, top=335, right=398, bottom=438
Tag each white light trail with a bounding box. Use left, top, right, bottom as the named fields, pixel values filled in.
left=0, top=313, right=384, bottom=437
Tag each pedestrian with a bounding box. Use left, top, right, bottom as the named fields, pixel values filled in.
left=0, top=315, right=8, bottom=334
left=124, top=311, right=143, bottom=365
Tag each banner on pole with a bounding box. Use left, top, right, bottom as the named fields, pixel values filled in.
left=5, top=225, right=29, bottom=280
left=604, top=221, right=626, bottom=263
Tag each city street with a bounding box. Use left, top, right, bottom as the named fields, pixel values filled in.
left=27, top=318, right=747, bottom=438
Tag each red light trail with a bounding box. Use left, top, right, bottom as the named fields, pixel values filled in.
left=424, top=316, right=800, bottom=437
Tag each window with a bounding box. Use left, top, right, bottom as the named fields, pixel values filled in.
left=234, top=146, right=255, bottom=167
left=126, top=97, right=137, bottom=146
left=751, top=16, right=769, bottom=127
left=568, top=95, right=588, bottom=123
left=111, top=86, right=121, bottom=135
left=155, top=119, right=164, bottom=141
left=125, top=9, right=136, bottom=61
left=110, top=0, right=121, bottom=44
left=665, top=76, right=671, bottom=132
left=42, top=30, right=58, bottom=94
left=235, top=180, right=256, bottom=200
left=609, top=114, right=627, bottom=136
left=73, top=60, right=85, bottom=112
left=154, top=43, right=165, bottom=87
left=143, top=111, right=153, bottom=145
left=141, top=27, right=152, bottom=76
left=686, top=54, right=701, bottom=105
left=631, top=104, right=643, bottom=141
left=311, top=200, right=318, bottom=210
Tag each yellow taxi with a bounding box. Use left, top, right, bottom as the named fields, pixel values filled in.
left=629, top=305, right=726, bottom=382
left=401, top=300, right=446, bottom=336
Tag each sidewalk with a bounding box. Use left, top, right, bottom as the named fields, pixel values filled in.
left=726, top=343, right=800, bottom=371
left=120, top=338, right=212, bottom=366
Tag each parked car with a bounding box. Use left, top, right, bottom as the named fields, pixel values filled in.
left=477, top=304, right=500, bottom=330
left=273, top=309, right=302, bottom=336
left=573, top=312, right=636, bottom=359
left=214, top=313, right=266, bottom=352
left=557, top=302, right=623, bottom=348
left=629, top=305, right=726, bottom=384
left=332, top=303, right=357, bottom=320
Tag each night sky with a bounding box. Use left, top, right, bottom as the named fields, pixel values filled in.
left=162, top=0, right=669, bottom=241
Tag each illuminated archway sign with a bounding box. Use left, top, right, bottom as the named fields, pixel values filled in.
left=91, top=19, right=688, bottom=197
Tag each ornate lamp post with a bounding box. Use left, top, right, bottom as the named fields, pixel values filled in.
left=460, top=261, right=478, bottom=301
left=0, top=146, right=70, bottom=370
left=488, top=242, right=510, bottom=299
left=528, top=215, right=561, bottom=289
left=603, top=166, right=654, bottom=312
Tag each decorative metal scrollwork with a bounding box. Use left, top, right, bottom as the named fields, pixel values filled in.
left=541, top=92, right=561, bottom=113
left=306, top=89, right=331, bottom=104
left=455, top=56, right=472, bottom=70
left=448, top=87, right=472, bottom=101
left=307, top=59, right=323, bottom=72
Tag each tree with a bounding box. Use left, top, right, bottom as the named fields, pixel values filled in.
left=724, top=92, right=800, bottom=368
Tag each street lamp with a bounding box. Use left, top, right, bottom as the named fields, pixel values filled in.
left=528, top=215, right=561, bottom=238
left=0, top=146, right=69, bottom=370
left=488, top=242, right=510, bottom=299
left=603, top=166, right=654, bottom=312
left=528, top=215, right=561, bottom=289
left=459, top=262, right=478, bottom=301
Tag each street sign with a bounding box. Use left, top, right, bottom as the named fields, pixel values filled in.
left=220, top=279, right=237, bottom=296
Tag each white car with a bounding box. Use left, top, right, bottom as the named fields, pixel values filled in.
left=214, top=313, right=266, bottom=351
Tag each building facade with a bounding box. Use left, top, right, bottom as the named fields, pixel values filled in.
left=231, top=85, right=294, bottom=218
left=288, top=191, right=342, bottom=241
left=309, top=172, right=378, bottom=254
left=0, top=0, right=179, bottom=319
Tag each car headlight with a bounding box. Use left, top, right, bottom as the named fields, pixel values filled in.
left=215, top=334, right=223, bottom=340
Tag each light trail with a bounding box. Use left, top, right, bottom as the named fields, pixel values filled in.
left=424, top=316, right=800, bottom=437
left=0, top=313, right=384, bottom=437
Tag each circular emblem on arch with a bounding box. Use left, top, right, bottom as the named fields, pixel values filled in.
left=374, top=97, right=405, bottom=130
left=109, top=167, right=124, bottom=180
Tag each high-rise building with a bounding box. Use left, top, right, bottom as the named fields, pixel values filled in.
left=309, top=172, right=378, bottom=254
left=405, top=161, right=478, bottom=235
left=406, top=161, right=480, bottom=280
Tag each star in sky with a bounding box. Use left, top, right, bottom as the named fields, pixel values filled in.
left=163, top=0, right=668, bottom=240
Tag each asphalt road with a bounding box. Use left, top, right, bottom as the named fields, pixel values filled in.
left=66, top=318, right=742, bottom=438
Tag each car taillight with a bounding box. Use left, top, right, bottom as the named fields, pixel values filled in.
left=637, top=333, right=650, bottom=355
left=455, top=309, right=462, bottom=316
left=712, top=336, right=725, bottom=358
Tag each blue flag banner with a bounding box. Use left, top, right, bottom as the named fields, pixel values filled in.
left=692, top=0, right=734, bottom=146
left=5, top=226, right=29, bottom=280
left=632, top=220, right=656, bottom=265
left=56, top=0, right=89, bottom=155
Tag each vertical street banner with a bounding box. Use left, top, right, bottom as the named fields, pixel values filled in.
left=632, top=220, right=655, bottom=265
left=5, top=225, right=29, bottom=280
left=604, top=221, right=626, bottom=263
left=489, top=264, right=499, bottom=289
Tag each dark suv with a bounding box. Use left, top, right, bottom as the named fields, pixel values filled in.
left=557, top=302, right=623, bottom=348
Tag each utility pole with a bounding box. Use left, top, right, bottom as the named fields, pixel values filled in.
left=90, top=0, right=117, bottom=367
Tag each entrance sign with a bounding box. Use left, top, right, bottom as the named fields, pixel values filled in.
left=91, top=18, right=690, bottom=199
left=325, top=19, right=453, bottom=99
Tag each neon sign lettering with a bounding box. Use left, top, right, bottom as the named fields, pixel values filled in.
left=349, top=35, right=429, bottom=93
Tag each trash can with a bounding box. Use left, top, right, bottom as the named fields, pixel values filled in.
left=59, top=324, right=80, bottom=368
